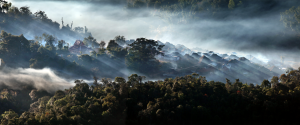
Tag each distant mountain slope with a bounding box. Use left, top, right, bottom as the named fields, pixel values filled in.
left=156, top=41, right=284, bottom=83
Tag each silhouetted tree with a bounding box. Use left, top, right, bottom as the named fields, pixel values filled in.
left=57, top=40, right=65, bottom=50
left=42, top=33, right=56, bottom=47
left=99, top=41, right=106, bottom=49
left=125, top=38, right=164, bottom=75
left=114, top=35, right=126, bottom=46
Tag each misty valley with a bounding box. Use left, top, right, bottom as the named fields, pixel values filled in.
left=0, top=0, right=300, bottom=125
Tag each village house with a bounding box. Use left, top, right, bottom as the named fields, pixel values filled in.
left=69, top=40, right=93, bottom=55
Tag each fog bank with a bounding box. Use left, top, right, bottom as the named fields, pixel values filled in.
left=0, top=67, right=75, bottom=93
left=9, top=0, right=300, bottom=68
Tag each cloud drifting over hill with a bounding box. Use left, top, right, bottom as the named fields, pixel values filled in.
left=0, top=67, right=75, bottom=93
left=9, top=0, right=300, bottom=66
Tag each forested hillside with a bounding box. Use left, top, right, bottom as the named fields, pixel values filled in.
left=1, top=0, right=300, bottom=124
left=1, top=72, right=300, bottom=125
left=0, top=0, right=287, bottom=83
left=0, top=0, right=91, bottom=42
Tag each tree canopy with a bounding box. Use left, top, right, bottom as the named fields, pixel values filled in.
left=125, top=38, right=164, bottom=75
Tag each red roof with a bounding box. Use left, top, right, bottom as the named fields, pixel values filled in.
left=74, top=40, right=85, bottom=46
left=69, top=40, right=93, bottom=54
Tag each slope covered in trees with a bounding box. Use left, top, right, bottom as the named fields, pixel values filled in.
left=0, top=28, right=283, bottom=84
left=1, top=70, right=300, bottom=125
left=0, top=0, right=92, bottom=43
left=1, top=1, right=300, bottom=124
left=2, top=0, right=298, bottom=82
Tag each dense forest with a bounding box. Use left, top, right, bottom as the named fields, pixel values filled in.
left=1, top=0, right=300, bottom=124
left=1, top=72, right=300, bottom=125
left=0, top=0, right=287, bottom=83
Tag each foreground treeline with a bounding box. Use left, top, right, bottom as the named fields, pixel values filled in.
left=1, top=70, right=300, bottom=125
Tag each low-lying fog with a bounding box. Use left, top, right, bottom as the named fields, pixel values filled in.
left=0, top=67, right=75, bottom=93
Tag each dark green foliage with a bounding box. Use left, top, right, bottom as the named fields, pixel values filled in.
left=0, top=2, right=91, bottom=47
left=42, top=34, right=57, bottom=50
left=0, top=31, right=30, bottom=56
left=107, top=40, right=120, bottom=49
left=107, top=40, right=128, bottom=59
left=2, top=70, right=300, bottom=125
left=1, top=1, right=300, bottom=124
left=0, top=30, right=31, bottom=67
left=57, top=40, right=65, bottom=50
left=261, top=79, right=271, bottom=88
left=83, top=35, right=98, bottom=49
left=114, top=35, right=126, bottom=46
left=125, top=38, right=164, bottom=75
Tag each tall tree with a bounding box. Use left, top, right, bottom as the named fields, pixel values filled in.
left=107, top=40, right=120, bottom=49
left=34, top=10, right=48, bottom=20
left=125, top=38, right=164, bottom=75
left=114, top=35, right=126, bottom=46
left=101, top=78, right=112, bottom=87
left=7, top=6, right=21, bottom=16
left=107, top=40, right=127, bottom=59
left=225, top=78, right=232, bottom=92
left=83, top=35, right=98, bottom=49
left=115, top=77, right=126, bottom=84
left=99, top=41, right=106, bottom=49
left=34, top=36, right=42, bottom=43
left=0, top=30, right=30, bottom=57
left=98, top=41, right=107, bottom=56
left=42, top=33, right=56, bottom=47
left=19, top=6, right=31, bottom=16
left=261, top=79, right=271, bottom=88
left=74, top=26, right=84, bottom=33
left=128, top=74, right=139, bottom=87
left=271, top=76, right=279, bottom=88
left=1, top=1, right=11, bottom=13
left=30, top=41, right=40, bottom=54
left=93, top=76, right=99, bottom=87
left=57, top=40, right=65, bottom=50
